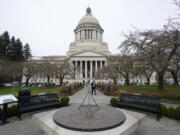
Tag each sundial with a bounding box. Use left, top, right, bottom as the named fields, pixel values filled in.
left=53, top=72, right=126, bottom=131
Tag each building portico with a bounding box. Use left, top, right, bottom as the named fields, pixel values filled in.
left=69, top=50, right=107, bottom=81
left=71, top=59, right=106, bottom=80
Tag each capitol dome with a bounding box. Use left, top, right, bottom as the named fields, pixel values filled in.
left=74, top=7, right=104, bottom=42
left=78, top=7, right=99, bottom=25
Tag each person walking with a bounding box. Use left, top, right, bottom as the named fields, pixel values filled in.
left=91, top=80, right=96, bottom=95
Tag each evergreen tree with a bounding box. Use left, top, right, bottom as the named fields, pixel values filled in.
left=7, top=36, right=16, bottom=61
left=0, top=31, right=10, bottom=60
left=13, top=38, right=24, bottom=61
left=0, top=30, right=33, bottom=62
left=23, top=43, right=32, bottom=61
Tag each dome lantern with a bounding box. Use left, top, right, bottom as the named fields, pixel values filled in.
left=86, top=7, right=92, bottom=15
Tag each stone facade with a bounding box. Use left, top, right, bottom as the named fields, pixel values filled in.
left=22, top=7, right=158, bottom=85
left=66, top=7, right=110, bottom=82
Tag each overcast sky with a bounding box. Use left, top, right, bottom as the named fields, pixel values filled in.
left=0, top=0, right=178, bottom=57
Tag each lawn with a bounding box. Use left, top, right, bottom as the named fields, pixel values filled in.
left=0, top=86, right=61, bottom=96
left=118, top=85, right=180, bottom=92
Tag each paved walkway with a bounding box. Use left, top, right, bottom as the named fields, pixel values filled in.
left=0, top=87, right=180, bottom=135
left=69, top=86, right=112, bottom=105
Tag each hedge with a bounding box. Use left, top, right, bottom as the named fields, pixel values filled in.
left=110, top=97, right=119, bottom=107
left=154, top=94, right=180, bottom=101
left=59, top=84, right=83, bottom=96
left=97, top=84, right=118, bottom=95
left=61, top=96, right=70, bottom=106
left=110, top=97, right=180, bottom=121
left=0, top=105, right=18, bottom=120
left=161, top=104, right=180, bottom=121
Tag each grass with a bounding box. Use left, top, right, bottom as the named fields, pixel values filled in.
left=0, top=86, right=61, bottom=96
left=118, top=85, right=180, bottom=92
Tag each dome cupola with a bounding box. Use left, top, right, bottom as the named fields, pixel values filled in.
left=78, top=7, right=99, bottom=25
left=74, top=7, right=104, bottom=42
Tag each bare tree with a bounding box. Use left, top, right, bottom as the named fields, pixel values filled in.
left=174, top=0, right=180, bottom=9
left=55, top=60, right=73, bottom=86
left=8, top=61, right=23, bottom=82
left=137, top=63, right=154, bottom=85
left=39, top=59, right=56, bottom=86
left=117, top=55, right=136, bottom=86
left=168, top=49, right=180, bottom=85
left=95, top=56, right=119, bottom=85
left=23, top=60, right=38, bottom=86
left=0, top=60, right=23, bottom=88
left=119, top=22, right=180, bottom=90
left=0, top=59, right=8, bottom=85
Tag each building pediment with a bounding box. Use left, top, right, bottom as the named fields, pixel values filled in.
left=70, top=51, right=106, bottom=57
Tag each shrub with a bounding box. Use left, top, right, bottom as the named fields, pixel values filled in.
left=110, top=97, right=119, bottom=107
left=0, top=105, right=18, bottom=119
left=175, top=106, right=180, bottom=120
left=160, top=104, right=180, bottom=121
left=153, top=94, right=180, bottom=101
left=160, top=104, right=168, bottom=116
left=110, top=85, right=118, bottom=92
left=111, top=91, right=121, bottom=96
left=97, top=84, right=118, bottom=96
left=61, top=96, right=69, bottom=106
left=7, top=105, right=18, bottom=117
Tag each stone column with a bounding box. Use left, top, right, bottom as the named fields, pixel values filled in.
left=96, top=30, right=97, bottom=40
left=88, top=30, right=90, bottom=39
left=105, top=60, right=107, bottom=66
left=98, top=31, right=100, bottom=41
left=82, top=30, right=85, bottom=40
left=92, top=30, right=95, bottom=39
left=90, top=30, right=91, bottom=39
left=75, top=61, right=77, bottom=79
left=90, top=61, right=92, bottom=79
left=80, top=31, right=82, bottom=40
left=96, top=31, right=98, bottom=40
left=86, top=30, right=88, bottom=39
left=85, top=61, right=87, bottom=79
left=72, top=61, right=75, bottom=79
left=84, top=30, right=86, bottom=39
left=91, top=30, right=92, bottom=39
left=95, top=61, right=97, bottom=72
left=100, top=32, right=102, bottom=41
left=75, top=32, right=77, bottom=41
left=77, top=32, right=79, bottom=40
left=100, top=60, right=102, bottom=69
left=79, top=30, right=82, bottom=40
left=80, top=61, right=82, bottom=79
